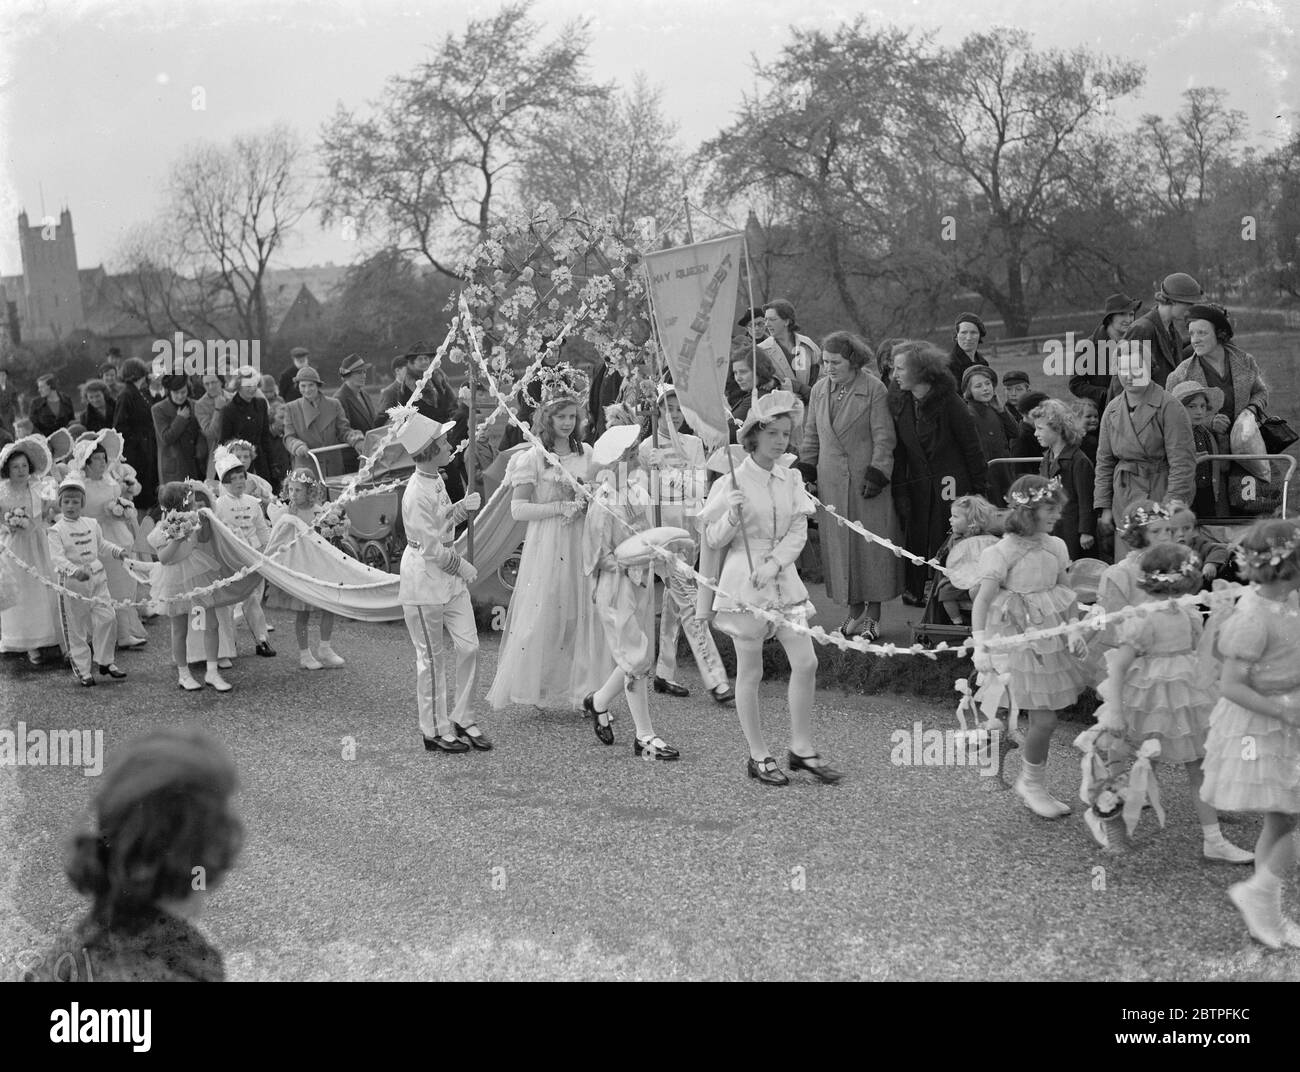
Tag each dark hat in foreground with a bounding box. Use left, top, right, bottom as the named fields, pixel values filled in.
left=954, top=312, right=987, bottom=339
left=1102, top=293, right=1142, bottom=317
left=338, top=354, right=372, bottom=376
left=1002, top=370, right=1030, bottom=387
left=1155, top=273, right=1204, bottom=305
left=738, top=307, right=765, bottom=328
left=1186, top=302, right=1233, bottom=340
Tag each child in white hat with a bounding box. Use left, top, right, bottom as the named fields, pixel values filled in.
left=47, top=473, right=133, bottom=685
left=395, top=412, right=485, bottom=753
left=212, top=446, right=275, bottom=657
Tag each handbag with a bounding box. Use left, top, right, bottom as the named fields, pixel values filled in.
left=1258, top=414, right=1299, bottom=454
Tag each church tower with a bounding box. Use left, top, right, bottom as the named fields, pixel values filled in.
left=17, top=207, right=84, bottom=340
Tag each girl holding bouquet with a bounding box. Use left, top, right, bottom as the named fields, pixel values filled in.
left=72, top=431, right=148, bottom=649
left=0, top=435, right=62, bottom=663
left=146, top=482, right=230, bottom=692
left=1088, top=542, right=1252, bottom=862
left=267, top=468, right=346, bottom=670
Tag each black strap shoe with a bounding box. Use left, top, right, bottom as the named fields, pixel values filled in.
left=422, top=734, right=470, bottom=753
left=710, top=684, right=735, bottom=706
left=653, top=676, right=690, bottom=698
left=788, top=751, right=843, bottom=784
left=76, top=672, right=96, bottom=687
left=255, top=641, right=277, bottom=657
left=97, top=664, right=127, bottom=679
left=634, top=735, right=680, bottom=761
left=746, top=756, right=789, bottom=786
left=584, top=693, right=615, bottom=745
left=454, top=722, right=493, bottom=751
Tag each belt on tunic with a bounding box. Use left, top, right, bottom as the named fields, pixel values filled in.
left=1113, top=459, right=1162, bottom=480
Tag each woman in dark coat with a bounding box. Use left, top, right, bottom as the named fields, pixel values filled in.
left=890, top=340, right=989, bottom=605
left=112, top=358, right=159, bottom=511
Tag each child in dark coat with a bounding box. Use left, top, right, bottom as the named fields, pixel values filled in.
left=1030, top=398, right=1096, bottom=560
left=962, top=365, right=1018, bottom=505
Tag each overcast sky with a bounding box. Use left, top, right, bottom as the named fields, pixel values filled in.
left=1, top=0, right=1296, bottom=276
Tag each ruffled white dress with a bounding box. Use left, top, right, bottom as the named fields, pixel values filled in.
left=974, top=533, right=1086, bottom=712
left=1201, top=591, right=1300, bottom=814
left=81, top=474, right=148, bottom=645
left=0, top=479, right=62, bottom=651
left=486, top=444, right=609, bottom=710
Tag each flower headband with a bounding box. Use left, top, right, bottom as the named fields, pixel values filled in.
left=1119, top=502, right=1172, bottom=534
left=286, top=469, right=320, bottom=488
left=1143, top=552, right=1200, bottom=584
left=1235, top=531, right=1300, bottom=571
left=536, top=363, right=591, bottom=405
left=1007, top=477, right=1062, bottom=507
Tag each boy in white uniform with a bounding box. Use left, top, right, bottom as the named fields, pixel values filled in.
left=394, top=412, right=485, bottom=754
left=47, top=473, right=132, bottom=686
left=212, top=445, right=275, bottom=656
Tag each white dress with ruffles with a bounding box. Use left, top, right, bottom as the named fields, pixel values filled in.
left=975, top=532, right=1086, bottom=712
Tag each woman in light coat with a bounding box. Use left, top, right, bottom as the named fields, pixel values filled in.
left=798, top=332, right=903, bottom=641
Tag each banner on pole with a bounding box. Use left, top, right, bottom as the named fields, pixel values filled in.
left=643, top=234, right=743, bottom=449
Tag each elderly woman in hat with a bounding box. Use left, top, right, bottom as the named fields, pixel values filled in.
left=1069, top=293, right=1142, bottom=410
left=799, top=331, right=903, bottom=640
left=1114, top=273, right=1204, bottom=397
left=281, top=366, right=366, bottom=466
left=1166, top=302, right=1268, bottom=434
left=1, top=434, right=62, bottom=663
left=333, top=354, right=379, bottom=435
left=699, top=390, right=841, bottom=787
left=112, top=358, right=158, bottom=512
left=396, top=412, right=485, bottom=754
left=72, top=430, right=148, bottom=649
left=947, top=313, right=991, bottom=381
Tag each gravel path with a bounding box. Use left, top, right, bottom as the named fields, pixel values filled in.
left=3, top=608, right=1298, bottom=981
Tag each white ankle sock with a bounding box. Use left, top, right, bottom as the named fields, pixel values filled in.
left=1202, top=823, right=1222, bottom=844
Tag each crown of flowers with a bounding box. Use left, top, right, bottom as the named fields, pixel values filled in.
left=536, top=363, right=591, bottom=405
left=1119, top=502, right=1172, bottom=534
left=1235, top=530, right=1300, bottom=571
left=286, top=469, right=320, bottom=487
left=1143, top=552, right=1201, bottom=584
left=1007, top=477, right=1062, bottom=507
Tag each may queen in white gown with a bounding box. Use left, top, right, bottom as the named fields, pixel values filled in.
left=486, top=366, right=610, bottom=711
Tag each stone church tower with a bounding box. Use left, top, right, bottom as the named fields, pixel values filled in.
left=17, top=208, right=84, bottom=340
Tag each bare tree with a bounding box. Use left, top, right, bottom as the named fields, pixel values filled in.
left=319, top=0, right=606, bottom=278
left=1139, top=87, right=1248, bottom=213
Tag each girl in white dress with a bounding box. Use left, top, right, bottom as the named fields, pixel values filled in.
left=0, top=435, right=62, bottom=662
left=699, top=391, right=841, bottom=786
left=486, top=372, right=609, bottom=711
left=71, top=431, right=149, bottom=649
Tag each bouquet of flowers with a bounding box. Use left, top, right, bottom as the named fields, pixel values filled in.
left=158, top=509, right=201, bottom=543
left=2, top=505, right=31, bottom=533
left=1074, top=708, right=1165, bottom=852
left=313, top=504, right=351, bottom=544
left=115, top=464, right=142, bottom=499
left=108, top=496, right=136, bottom=519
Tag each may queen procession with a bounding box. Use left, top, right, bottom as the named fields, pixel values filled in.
left=5, top=6, right=1300, bottom=998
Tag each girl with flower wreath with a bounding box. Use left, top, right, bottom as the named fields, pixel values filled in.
left=267, top=468, right=347, bottom=671
left=1201, top=519, right=1300, bottom=949
left=1085, top=541, right=1253, bottom=861
left=970, top=474, right=1089, bottom=818
left=1093, top=500, right=1175, bottom=653
left=71, top=431, right=149, bottom=650
left=0, top=435, right=63, bottom=662
left=486, top=364, right=610, bottom=711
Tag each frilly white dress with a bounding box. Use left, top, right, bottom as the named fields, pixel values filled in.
left=1200, top=591, right=1300, bottom=814
left=146, top=519, right=226, bottom=616
left=486, top=444, right=609, bottom=710
left=974, top=532, right=1086, bottom=712
left=0, top=479, right=62, bottom=651
left=699, top=455, right=816, bottom=640
left=1114, top=604, right=1213, bottom=764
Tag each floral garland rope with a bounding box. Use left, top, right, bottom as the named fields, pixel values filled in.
left=461, top=295, right=1253, bottom=659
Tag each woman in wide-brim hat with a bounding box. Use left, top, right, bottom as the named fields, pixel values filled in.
left=72, top=429, right=149, bottom=649
left=0, top=434, right=63, bottom=661
left=699, top=390, right=842, bottom=787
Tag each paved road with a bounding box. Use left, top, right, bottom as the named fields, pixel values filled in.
left=2, top=604, right=1297, bottom=981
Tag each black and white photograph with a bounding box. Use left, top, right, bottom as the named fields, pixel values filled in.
left=2, top=0, right=1300, bottom=1006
